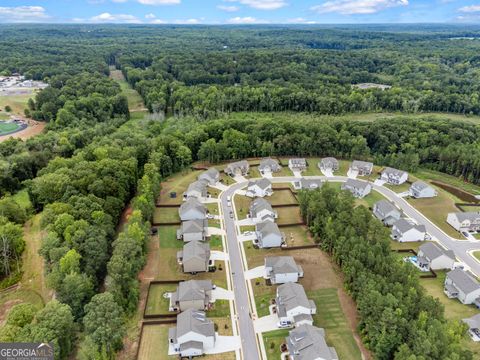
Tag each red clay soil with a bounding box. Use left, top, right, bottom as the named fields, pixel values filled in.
left=0, top=119, right=46, bottom=143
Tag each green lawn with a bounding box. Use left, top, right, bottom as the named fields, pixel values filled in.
left=413, top=168, right=480, bottom=196
left=308, top=288, right=362, bottom=360
left=272, top=166, right=294, bottom=177
left=383, top=182, right=412, bottom=193
left=0, top=94, right=32, bottom=115
left=137, top=325, right=171, bottom=360
left=276, top=206, right=302, bottom=225
left=473, top=251, right=480, bottom=261
left=158, top=226, right=182, bottom=249
left=390, top=240, right=424, bottom=252
left=234, top=194, right=251, bottom=220
left=282, top=225, right=313, bottom=246
left=262, top=329, right=289, bottom=360
left=252, top=278, right=276, bottom=317
left=153, top=207, right=180, bottom=224
left=249, top=166, right=262, bottom=179
left=355, top=189, right=387, bottom=209
left=208, top=299, right=231, bottom=317
left=144, top=284, right=177, bottom=316
left=269, top=190, right=298, bottom=206
left=0, top=121, right=20, bottom=134
left=457, top=205, right=480, bottom=212
left=209, top=235, right=223, bottom=251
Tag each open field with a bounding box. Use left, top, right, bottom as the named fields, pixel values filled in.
left=0, top=94, right=32, bottom=115
left=144, top=284, right=177, bottom=316
left=153, top=207, right=180, bottom=224
left=413, top=168, right=480, bottom=196
left=407, top=184, right=462, bottom=238
left=109, top=67, right=145, bottom=112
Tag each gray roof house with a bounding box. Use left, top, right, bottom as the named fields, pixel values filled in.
left=177, top=241, right=211, bottom=274
left=391, top=219, right=426, bottom=242
left=249, top=198, right=277, bottom=223
left=372, top=200, right=402, bottom=226
left=288, top=158, right=307, bottom=171
left=341, top=179, right=372, bottom=198
left=444, top=268, right=480, bottom=305
left=319, top=157, right=339, bottom=171
left=179, top=198, right=207, bottom=221
left=184, top=179, right=209, bottom=200
left=286, top=324, right=339, bottom=360
left=198, top=168, right=220, bottom=185
left=447, top=212, right=480, bottom=232
left=246, top=178, right=273, bottom=198
left=177, top=219, right=208, bottom=242
left=265, top=256, right=304, bottom=284
left=293, top=178, right=324, bottom=191
left=463, top=314, right=480, bottom=342
left=409, top=181, right=437, bottom=199
left=350, top=160, right=374, bottom=176
left=259, top=158, right=281, bottom=173
left=380, top=167, right=409, bottom=185
left=169, top=280, right=214, bottom=312
left=225, top=160, right=249, bottom=177
left=417, top=242, right=455, bottom=271
left=276, top=282, right=316, bottom=328
left=256, top=221, right=285, bottom=248
left=168, top=309, right=215, bottom=357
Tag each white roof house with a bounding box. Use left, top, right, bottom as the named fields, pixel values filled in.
left=225, top=160, right=249, bottom=177
left=198, top=168, right=220, bottom=185
left=350, top=160, right=374, bottom=176
left=259, top=158, right=281, bottom=174
left=447, top=212, right=480, bottom=232
left=372, top=200, right=402, bottom=226
left=255, top=221, right=285, bottom=248
left=293, top=178, right=324, bottom=191
left=286, top=325, right=339, bottom=360
left=249, top=198, right=277, bottom=223
left=319, top=157, right=339, bottom=171
left=289, top=158, right=307, bottom=171
left=341, top=179, right=372, bottom=198
left=409, top=181, right=437, bottom=199
left=391, top=219, right=426, bottom=242
left=444, top=269, right=480, bottom=305
left=265, top=256, right=304, bottom=284
left=380, top=167, right=408, bottom=185
left=417, top=242, right=455, bottom=271
left=184, top=180, right=209, bottom=200
left=168, top=309, right=215, bottom=357
left=246, top=178, right=273, bottom=198
left=276, top=282, right=317, bottom=328
left=463, top=314, right=480, bottom=342
left=179, top=198, right=207, bottom=221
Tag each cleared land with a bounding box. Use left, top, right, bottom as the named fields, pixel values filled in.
left=109, top=67, right=146, bottom=112
left=0, top=94, right=32, bottom=115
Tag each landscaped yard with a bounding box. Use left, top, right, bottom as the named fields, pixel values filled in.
left=144, top=283, right=177, bottom=316
left=153, top=207, right=180, bottom=224
left=390, top=240, right=425, bottom=252
left=262, top=329, right=289, bottom=360
left=208, top=299, right=231, bottom=318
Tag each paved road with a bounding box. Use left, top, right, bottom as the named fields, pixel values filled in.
left=220, top=182, right=260, bottom=360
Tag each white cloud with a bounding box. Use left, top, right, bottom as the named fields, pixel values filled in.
left=225, top=0, right=287, bottom=10
left=287, top=17, right=317, bottom=23
left=311, top=0, right=408, bottom=14
left=174, top=18, right=201, bottom=24
left=151, top=18, right=167, bottom=23
left=218, top=5, right=240, bottom=11
left=145, top=13, right=156, bottom=18
left=227, top=16, right=269, bottom=23
left=138, top=0, right=181, bottom=4
left=458, top=4, right=480, bottom=12
left=0, top=6, right=50, bottom=22
left=89, top=12, right=142, bottom=23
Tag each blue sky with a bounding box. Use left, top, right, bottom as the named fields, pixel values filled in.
left=0, top=0, right=479, bottom=24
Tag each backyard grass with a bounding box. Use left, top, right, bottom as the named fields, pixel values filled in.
left=407, top=184, right=463, bottom=238
left=158, top=226, right=182, bottom=249
left=276, top=206, right=302, bottom=225
left=157, top=170, right=201, bottom=205
left=390, top=240, right=424, bottom=251
left=137, top=325, right=171, bottom=360
left=308, top=288, right=362, bottom=360
left=282, top=225, right=313, bottom=246
left=153, top=207, right=180, bottom=224
left=262, top=329, right=289, bottom=360
left=144, top=284, right=177, bottom=316
left=269, top=190, right=298, bottom=206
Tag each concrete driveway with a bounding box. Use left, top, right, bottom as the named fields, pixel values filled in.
left=205, top=335, right=241, bottom=354
left=238, top=233, right=257, bottom=242
left=254, top=314, right=279, bottom=333
left=210, top=250, right=228, bottom=261
left=212, top=183, right=229, bottom=191
left=207, top=227, right=225, bottom=236
left=234, top=174, right=247, bottom=183
left=212, top=286, right=235, bottom=301
left=237, top=218, right=255, bottom=226
left=245, top=266, right=265, bottom=280
left=347, top=169, right=358, bottom=178
left=321, top=168, right=334, bottom=177
left=292, top=170, right=302, bottom=178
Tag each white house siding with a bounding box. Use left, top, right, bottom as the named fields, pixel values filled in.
left=400, top=228, right=425, bottom=242
left=177, top=332, right=215, bottom=351
left=411, top=187, right=437, bottom=199
left=461, top=288, right=480, bottom=305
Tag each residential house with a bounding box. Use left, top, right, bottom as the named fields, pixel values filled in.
left=391, top=219, right=427, bottom=242
left=463, top=314, right=480, bottom=342
left=276, top=282, right=317, bottom=328
left=168, top=309, right=215, bottom=357
left=293, top=178, right=323, bottom=191
left=417, top=242, right=455, bottom=271
left=184, top=180, right=209, bottom=200
left=444, top=268, right=480, bottom=305
left=179, top=198, right=207, bottom=221
left=259, top=158, right=281, bottom=174
left=409, top=181, right=437, bottom=199
left=288, top=158, right=307, bottom=172
left=169, top=280, right=214, bottom=312
left=380, top=167, right=409, bottom=185
left=319, top=157, right=339, bottom=172
left=286, top=324, right=339, bottom=360
left=341, top=179, right=372, bottom=198
left=177, top=241, right=211, bottom=274
left=447, top=212, right=480, bottom=233
left=372, top=200, right=402, bottom=226
left=246, top=178, right=273, bottom=198
left=265, top=256, right=304, bottom=284
left=249, top=198, right=277, bottom=223
left=198, top=168, right=220, bottom=185
left=177, top=219, right=208, bottom=242
left=256, top=221, right=285, bottom=248
left=225, top=160, right=249, bottom=177
left=350, top=160, right=374, bottom=176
